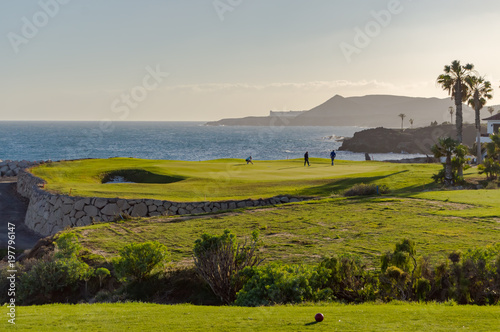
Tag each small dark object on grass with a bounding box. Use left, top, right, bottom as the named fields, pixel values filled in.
left=315, top=313, right=324, bottom=322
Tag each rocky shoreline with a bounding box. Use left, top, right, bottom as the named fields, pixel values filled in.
left=339, top=124, right=480, bottom=155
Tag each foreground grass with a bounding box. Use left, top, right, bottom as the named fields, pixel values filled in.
left=31, top=158, right=442, bottom=201
left=8, top=302, right=500, bottom=331
left=68, top=196, right=500, bottom=266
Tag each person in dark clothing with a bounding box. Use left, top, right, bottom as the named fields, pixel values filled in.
left=330, top=150, right=336, bottom=166
left=304, top=151, right=310, bottom=166
left=246, top=156, right=253, bottom=164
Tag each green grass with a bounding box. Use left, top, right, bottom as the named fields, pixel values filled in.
left=9, top=302, right=500, bottom=331
left=31, top=158, right=443, bottom=201
left=67, top=196, right=500, bottom=267
left=410, top=189, right=500, bottom=218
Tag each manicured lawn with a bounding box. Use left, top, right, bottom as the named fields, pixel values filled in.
left=31, top=158, right=442, bottom=201
left=410, top=189, right=500, bottom=218
left=9, top=302, right=500, bottom=331
left=68, top=197, right=500, bottom=266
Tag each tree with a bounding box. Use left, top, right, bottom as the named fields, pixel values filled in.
left=95, top=267, right=111, bottom=288
left=193, top=229, right=263, bottom=304
left=398, top=113, right=406, bottom=130
left=437, top=60, right=474, bottom=143
left=478, top=131, right=500, bottom=179
left=431, top=137, right=468, bottom=186
left=449, top=106, right=454, bottom=124
left=488, top=106, right=495, bottom=116
left=409, top=118, right=414, bottom=128
left=466, top=75, right=493, bottom=164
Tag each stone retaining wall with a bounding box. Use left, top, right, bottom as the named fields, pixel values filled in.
left=0, top=160, right=46, bottom=177
left=17, top=169, right=309, bottom=237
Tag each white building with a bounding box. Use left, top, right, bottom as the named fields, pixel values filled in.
left=480, top=113, right=500, bottom=143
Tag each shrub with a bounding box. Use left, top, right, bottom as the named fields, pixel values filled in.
left=193, top=229, right=262, bottom=304
left=235, top=264, right=318, bottom=306
left=344, top=183, right=389, bottom=197
left=113, top=241, right=169, bottom=282
left=316, top=254, right=376, bottom=302
left=54, top=233, right=82, bottom=259
left=235, top=254, right=376, bottom=306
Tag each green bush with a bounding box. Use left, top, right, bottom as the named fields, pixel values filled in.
left=18, top=254, right=90, bottom=304
left=235, top=254, right=375, bottom=306
left=54, top=233, right=82, bottom=259
left=235, top=264, right=319, bottom=306
left=113, top=241, right=169, bottom=282
left=344, top=183, right=389, bottom=197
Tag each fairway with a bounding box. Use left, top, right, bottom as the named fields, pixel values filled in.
left=67, top=196, right=500, bottom=266
left=31, top=158, right=442, bottom=201
left=9, top=302, right=500, bottom=331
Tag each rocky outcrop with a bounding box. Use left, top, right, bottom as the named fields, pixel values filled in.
left=339, top=124, right=481, bottom=154
left=0, top=160, right=46, bottom=177
left=17, top=169, right=312, bottom=237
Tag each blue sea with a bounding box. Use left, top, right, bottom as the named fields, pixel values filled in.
left=0, top=121, right=424, bottom=162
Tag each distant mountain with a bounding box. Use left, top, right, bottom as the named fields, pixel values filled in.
left=205, top=94, right=477, bottom=128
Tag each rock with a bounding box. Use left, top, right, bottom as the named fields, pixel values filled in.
left=74, top=199, right=87, bottom=211
left=62, top=215, right=72, bottom=228
left=280, top=197, right=289, bottom=203
left=178, top=208, right=187, bottom=215
left=237, top=201, right=246, bottom=208
left=148, top=205, right=157, bottom=212
left=289, top=198, right=300, bottom=203
left=131, top=203, right=148, bottom=217
left=77, top=216, right=92, bottom=227
left=101, top=203, right=119, bottom=216
left=75, top=211, right=85, bottom=219
left=84, top=205, right=99, bottom=217
left=117, top=199, right=131, bottom=210
left=192, top=208, right=204, bottom=214
left=61, top=204, right=73, bottom=214
left=94, top=198, right=108, bottom=209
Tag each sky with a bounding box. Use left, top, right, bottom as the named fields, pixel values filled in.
left=1, top=0, right=500, bottom=121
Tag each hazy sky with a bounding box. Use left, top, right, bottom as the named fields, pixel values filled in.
left=1, top=0, right=500, bottom=121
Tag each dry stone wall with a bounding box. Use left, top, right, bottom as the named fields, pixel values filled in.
left=0, top=160, right=45, bottom=177
left=17, top=169, right=309, bottom=237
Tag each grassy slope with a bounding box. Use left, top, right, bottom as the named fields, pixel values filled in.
left=31, top=158, right=442, bottom=201
left=11, top=303, right=500, bottom=331
left=68, top=196, right=500, bottom=267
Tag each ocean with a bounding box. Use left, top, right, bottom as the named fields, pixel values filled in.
left=0, top=121, right=424, bottom=162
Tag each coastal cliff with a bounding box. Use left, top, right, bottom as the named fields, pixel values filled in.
left=339, top=124, right=481, bottom=154
left=206, top=94, right=478, bottom=128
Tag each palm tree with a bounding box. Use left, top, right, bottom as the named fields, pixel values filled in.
left=466, top=75, right=493, bottom=164
left=488, top=106, right=495, bottom=116
left=398, top=113, right=406, bottom=130
left=409, top=118, right=414, bottom=128
left=431, top=137, right=458, bottom=186
left=449, top=106, right=454, bottom=124
left=437, top=60, right=474, bottom=143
